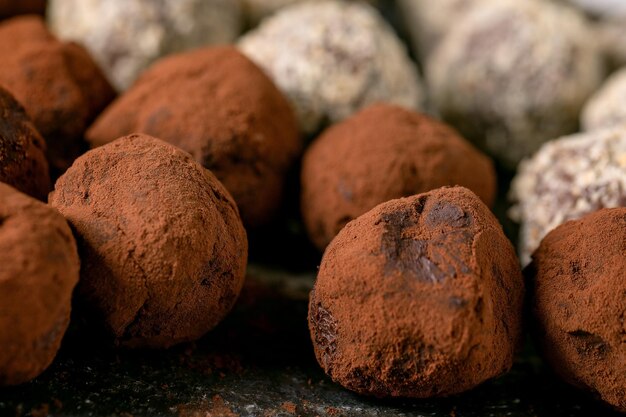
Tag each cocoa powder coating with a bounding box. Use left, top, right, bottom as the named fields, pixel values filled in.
left=308, top=186, right=524, bottom=397
left=301, top=104, right=496, bottom=250
left=86, top=46, right=300, bottom=227
left=0, top=183, right=79, bottom=386
left=529, top=208, right=626, bottom=412
left=0, top=16, right=115, bottom=177
left=50, top=134, right=248, bottom=348
left=0, top=87, right=50, bottom=200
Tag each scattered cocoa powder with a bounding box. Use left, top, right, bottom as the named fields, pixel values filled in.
left=0, top=0, right=45, bottom=20
left=0, top=16, right=115, bottom=178
left=308, top=186, right=524, bottom=397
left=87, top=46, right=300, bottom=227
left=0, top=182, right=79, bottom=386
left=301, top=103, right=496, bottom=250
left=0, top=86, right=50, bottom=200
left=50, top=134, right=248, bottom=348
left=529, top=208, right=626, bottom=412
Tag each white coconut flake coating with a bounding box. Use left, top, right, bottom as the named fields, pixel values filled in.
left=509, top=125, right=626, bottom=265
left=238, top=0, right=424, bottom=134
left=427, top=0, right=604, bottom=168
left=582, top=68, right=626, bottom=131
left=47, top=0, right=242, bottom=91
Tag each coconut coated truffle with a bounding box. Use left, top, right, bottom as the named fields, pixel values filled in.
left=0, top=87, right=50, bottom=201
left=49, top=134, right=248, bottom=349
left=308, top=186, right=524, bottom=397
left=242, top=0, right=378, bottom=26
left=0, top=183, right=79, bottom=386
left=427, top=0, right=604, bottom=168
left=48, top=0, right=242, bottom=91
left=239, top=0, right=424, bottom=134
left=529, top=208, right=626, bottom=412
left=0, top=16, right=115, bottom=178
left=509, top=126, right=626, bottom=266
left=301, top=103, right=496, bottom=250
left=87, top=47, right=300, bottom=228
left=581, top=67, right=626, bottom=131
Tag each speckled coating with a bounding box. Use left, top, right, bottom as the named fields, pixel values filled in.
left=509, top=125, right=626, bottom=265
left=48, top=0, right=242, bottom=91
left=582, top=68, right=626, bottom=131
left=239, top=0, right=424, bottom=134
left=308, top=186, right=524, bottom=398
left=529, top=208, right=626, bottom=413
left=50, top=134, right=248, bottom=349
left=0, top=87, right=50, bottom=201
left=0, top=183, right=79, bottom=386
left=427, top=0, right=604, bottom=168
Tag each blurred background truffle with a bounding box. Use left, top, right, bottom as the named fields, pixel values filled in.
left=239, top=0, right=424, bottom=134
left=581, top=68, right=626, bottom=131
left=0, top=16, right=115, bottom=178
left=509, top=125, right=626, bottom=265
left=427, top=0, right=604, bottom=168
left=47, top=0, right=242, bottom=91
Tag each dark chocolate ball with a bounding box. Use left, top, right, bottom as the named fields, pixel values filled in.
left=87, top=46, right=301, bottom=228
left=50, top=134, right=248, bottom=348
left=301, top=103, right=496, bottom=250
left=0, top=16, right=115, bottom=178
left=308, top=186, right=524, bottom=397
left=0, top=86, right=50, bottom=200
left=529, top=208, right=626, bottom=412
left=0, top=183, right=79, bottom=385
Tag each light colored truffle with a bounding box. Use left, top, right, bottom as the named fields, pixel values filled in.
left=239, top=0, right=424, bottom=133
left=509, top=125, right=626, bottom=265
left=594, top=19, right=626, bottom=69
left=242, top=0, right=378, bottom=26
left=427, top=0, right=604, bottom=168
left=555, top=0, right=626, bottom=19
left=47, top=0, right=242, bottom=91
left=582, top=68, right=626, bottom=131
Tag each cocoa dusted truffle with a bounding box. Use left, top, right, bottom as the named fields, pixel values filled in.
left=427, top=0, right=604, bottom=168
left=0, top=16, right=115, bottom=178
left=529, top=208, right=626, bottom=413
left=581, top=68, right=626, bottom=131
left=87, top=46, right=300, bottom=228
left=0, top=183, right=79, bottom=386
left=301, top=103, right=496, bottom=250
left=50, top=134, right=248, bottom=348
left=47, top=0, right=242, bottom=91
left=239, top=0, right=424, bottom=134
left=0, top=87, right=50, bottom=200
left=308, top=186, right=524, bottom=397
left=509, top=126, right=626, bottom=266
left=0, top=0, right=45, bottom=20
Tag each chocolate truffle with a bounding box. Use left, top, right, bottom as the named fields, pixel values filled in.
left=0, top=183, right=79, bottom=386
left=239, top=0, right=424, bottom=134
left=49, top=134, right=248, bottom=349
left=529, top=208, right=626, bottom=412
left=509, top=126, right=626, bottom=266
left=87, top=47, right=299, bottom=228
left=427, top=0, right=604, bottom=168
left=242, top=0, right=378, bottom=26
left=301, top=103, right=496, bottom=250
left=0, top=87, right=50, bottom=200
left=47, top=0, right=242, bottom=91
left=308, top=186, right=524, bottom=397
left=0, top=0, right=45, bottom=20
left=0, top=16, right=115, bottom=178
left=581, top=67, right=626, bottom=131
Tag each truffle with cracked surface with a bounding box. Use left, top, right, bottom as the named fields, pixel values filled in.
left=427, top=0, right=604, bottom=168
left=529, top=208, right=626, bottom=413
left=509, top=125, right=626, bottom=265
left=47, top=0, right=242, bottom=91
left=581, top=67, right=626, bottom=131
left=301, top=103, right=496, bottom=251
left=49, top=134, right=248, bottom=348
left=308, top=186, right=523, bottom=397
left=0, top=183, right=79, bottom=385
left=239, top=0, right=424, bottom=134
left=87, top=46, right=300, bottom=228
left=0, top=86, right=50, bottom=200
